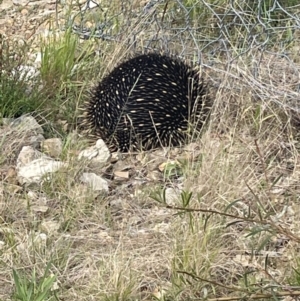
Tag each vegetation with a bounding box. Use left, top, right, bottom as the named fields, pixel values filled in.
left=1, top=0, right=300, bottom=300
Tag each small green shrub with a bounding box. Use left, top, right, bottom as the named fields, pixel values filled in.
left=12, top=262, right=57, bottom=301
left=0, top=39, right=43, bottom=118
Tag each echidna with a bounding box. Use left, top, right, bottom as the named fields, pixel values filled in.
left=84, top=52, right=210, bottom=152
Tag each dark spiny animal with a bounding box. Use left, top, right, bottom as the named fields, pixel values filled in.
left=84, top=52, right=210, bottom=152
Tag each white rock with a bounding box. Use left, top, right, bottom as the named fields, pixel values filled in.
left=81, top=0, right=98, bottom=10
left=78, top=139, right=111, bottom=168
left=10, top=65, right=39, bottom=81
left=165, top=187, right=179, bottom=206
left=36, top=233, right=47, bottom=242
left=17, top=158, right=66, bottom=184
left=16, top=146, right=44, bottom=167
left=80, top=172, right=109, bottom=193
left=27, top=191, right=38, bottom=200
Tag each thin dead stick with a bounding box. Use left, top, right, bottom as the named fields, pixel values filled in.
left=165, top=205, right=300, bottom=243
left=177, top=271, right=247, bottom=293
left=206, top=291, right=300, bottom=301
left=177, top=271, right=300, bottom=301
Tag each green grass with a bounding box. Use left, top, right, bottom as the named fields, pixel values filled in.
left=40, top=28, right=78, bottom=91
left=12, top=262, right=57, bottom=301
left=0, top=39, right=43, bottom=118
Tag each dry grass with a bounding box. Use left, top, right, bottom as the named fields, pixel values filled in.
left=1, top=0, right=300, bottom=300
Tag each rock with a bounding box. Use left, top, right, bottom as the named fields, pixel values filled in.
left=11, top=65, right=40, bottom=80
left=29, top=134, right=45, bottom=149
left=16, top=146, right=44, bottom=166
left=12, top=0, right=29, bottom=6
left=80, top=172, right=109, bottom=193
left=40, top=220, right=60, bottom=234
left=16, top=146, right=66, bottom=185
left=10, top=115, right=43, bottom=135
left=21, top=8, right=28, bottom=15
left=17, top=158, right=66, bottom=184
left=165, top=187, right=179, bottom=206
left=78, top=139, right=111, bottom=169
left=41, top=138, right=63, bottom=158
left=0, top=0, right=14, bottom=10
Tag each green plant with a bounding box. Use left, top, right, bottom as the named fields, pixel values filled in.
left=150, top=187, right=167, bottom=204
left=40, top=28, right=78, bottom=90
left=12, top=262, right=57, bottom=301
left=0, top=39, right=43, bottom=118
left=0, top=74, right=42, bottom=118
left=289, top=260, right=300, bottom=286
left=38, top=25, right=98, bottom=128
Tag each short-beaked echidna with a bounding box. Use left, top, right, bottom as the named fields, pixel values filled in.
left=84, top=52, right=210, bottom=152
